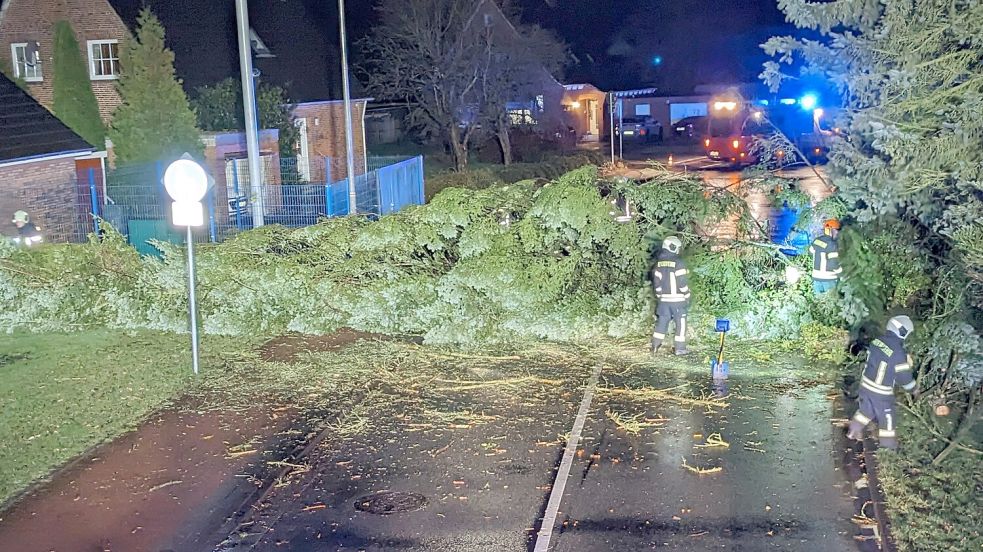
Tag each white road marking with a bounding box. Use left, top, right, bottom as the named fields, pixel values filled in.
left=533, top=363, right=603, bottom=552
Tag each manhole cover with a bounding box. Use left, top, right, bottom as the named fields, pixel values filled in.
left=354, top=491, right=428, bottom=515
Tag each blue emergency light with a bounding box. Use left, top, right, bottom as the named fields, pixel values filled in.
left=799, top=94, right=818, bottom=110
left=711, top=318, right=731, bottom=380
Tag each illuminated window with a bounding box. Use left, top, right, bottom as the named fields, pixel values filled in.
left=634, top=103, right=650, bottom=117
left=87, top=39, right=120, bottom=80
left=509, top=108, right=535, bottom=125
left=10, top=43, right=42, bottom=82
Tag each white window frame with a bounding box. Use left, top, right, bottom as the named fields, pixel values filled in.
left=10, top=43, right=42, bottom=82
left=86, top=39, right=120, bottom=80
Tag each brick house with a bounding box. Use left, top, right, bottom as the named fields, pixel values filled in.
left=1, top=0, right=368, bottom=183
left=105, top=0, right=368, bottom=182
left=0, top=0, right=129, bottom=122
left=562, top=84, right=609, bottom=143
left=1, top=72, right=107, bottom=243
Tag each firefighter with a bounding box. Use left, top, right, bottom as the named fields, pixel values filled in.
left=11, top=211, right=43, bottom=247
left=847, top=315, right=917, bottom=450
left=651, top=236, right=691, bottom=356
left=809, top=219, right=842, bottom=293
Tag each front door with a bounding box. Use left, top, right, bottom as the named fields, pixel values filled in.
left=586, top=99, right=600, bottom=140
left=296, top=118, right=311, bottom=182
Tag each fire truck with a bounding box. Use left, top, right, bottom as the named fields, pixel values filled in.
left=703, top=94, right=835, bottom=167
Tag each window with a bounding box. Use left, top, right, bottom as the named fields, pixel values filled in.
left=634, top=103, right=651, bottom=117
left=535, top=95, right=545, bottom=112
left=87, top=39, right=120, bottom=80
left=509, top=108, right=535, bottom=126
left=10, top=42, right=42, bottom=82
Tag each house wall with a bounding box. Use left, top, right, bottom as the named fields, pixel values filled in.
left=201, top=130, right=281, bottom=226
left=1, top=155, right=90, bottom=242
left=614, top=95, right=711, bottom=128
left=0, top=0, right=129, bottom=122
left=293, top=100, right=367, bottom=183
left=562, top=85, right=608, bottom=142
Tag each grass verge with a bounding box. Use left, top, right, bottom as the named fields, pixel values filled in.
left=0, top=330, right=254, bottom=505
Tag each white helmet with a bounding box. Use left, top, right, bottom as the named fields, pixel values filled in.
left=12, top=210, right=29, bottom=224
left=662, top=236, right=682, bottom=254
left=887, top=315, right=914, bottom=340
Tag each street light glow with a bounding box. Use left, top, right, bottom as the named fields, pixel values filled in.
left=163, top=159, right=208, bottom=203
left=799, top=94, right=818, bottom=110
left=164, top=158, right=208, bottom=228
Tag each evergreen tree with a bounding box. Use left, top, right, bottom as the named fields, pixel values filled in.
left=763, top=0, right=982, bottom=384
left=52, top=20, right=105, bottom=148
left=108, top=8, right=201, bottom=164
left=191, top=78, right=299, bottom=157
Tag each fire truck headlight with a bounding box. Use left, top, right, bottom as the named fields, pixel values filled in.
left=732, top=139, right=740, bottom=149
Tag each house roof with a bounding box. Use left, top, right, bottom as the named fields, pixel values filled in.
left=0, top=73, right=93, bottom=163
left=106, top=0, right=369, bottom=102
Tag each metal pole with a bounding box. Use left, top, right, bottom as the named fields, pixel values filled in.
left=338, top=0, right=358, bottom=215
left=235, top=0, right=265, bottom=227
left=186, top=226, right=200, bottom=375
left=619, top=101, right=625, bottom=159
left=609, top=93, right=615, bottom=164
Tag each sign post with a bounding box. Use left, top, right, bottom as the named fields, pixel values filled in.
left=163, top=156, right=209, bottom=375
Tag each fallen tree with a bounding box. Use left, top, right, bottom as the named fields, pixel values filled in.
left=0, top=166, right=827, bottom=346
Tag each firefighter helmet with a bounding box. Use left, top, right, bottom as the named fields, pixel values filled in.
left=662, top=236, right=682, bottom=254
left=887, top=315, right=914, bottom=340
left=824, top=219, right=841, bottom=230
left=12, top=210, right=29, bottom=224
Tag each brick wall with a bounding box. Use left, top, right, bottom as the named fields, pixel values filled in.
left=202, top=130, right=281, bottom=226
left=1, top=156, right=89, bottom=243
left=0, top=0, right=130, bottom=122
left=293, top=100, right=367, bottom=183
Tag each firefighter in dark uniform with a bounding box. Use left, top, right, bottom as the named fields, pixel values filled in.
left=11, top=210, right=43, bottom=247
left=809, top=219, right=842, bottom=293
left=651, top=236, right=691, bottom=356
left=847, top=315, right=917, bottom=450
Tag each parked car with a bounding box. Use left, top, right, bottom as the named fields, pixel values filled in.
left=615, top=117, right=663, bottom=142
left=672, top=116, right=707, bottom=140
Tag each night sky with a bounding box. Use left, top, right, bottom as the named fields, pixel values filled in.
left=144, top=0, right=791, bottom=99
left=515, top=0, right=792, bottom=93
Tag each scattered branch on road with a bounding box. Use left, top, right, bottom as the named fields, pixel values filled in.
left=694, top=433, right=730, bottom=448
left=433, top=376, right=561, bottom=392
left=681, top=457, right=723, bottom=475
left=598, top=385, right=729, bottom=409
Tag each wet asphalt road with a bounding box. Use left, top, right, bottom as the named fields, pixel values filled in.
left=551, top=370, right=857, bottom=551
left=215, top=354, right=862, bottom=552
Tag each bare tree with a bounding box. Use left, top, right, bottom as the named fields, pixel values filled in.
left=360, top=0, right=491, bottom=171
left=360, top=0, right=566, bottom=170
left=479, top=23, right=566, bottom=165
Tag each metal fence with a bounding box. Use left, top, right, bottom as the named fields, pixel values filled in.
left=14, top=155, right=424, bottom=255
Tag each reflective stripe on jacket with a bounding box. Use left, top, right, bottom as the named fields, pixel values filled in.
left=860, top=333, right=915, bottom=396
left=809, top=235, right=842, bottom=281
left=652, top=254, right=691, bottom=303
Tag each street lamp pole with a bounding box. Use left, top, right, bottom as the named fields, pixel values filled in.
left=185, top=225, right=200, bottom=375
left=338, top=0, right=358, bottom=215
left=163, top=157, right=209, bottom=375
left=235, top=0, right=265, bottom=227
